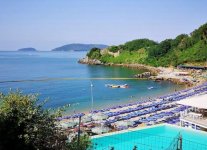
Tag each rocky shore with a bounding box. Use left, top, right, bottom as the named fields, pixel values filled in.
left=78, top=57, right=206, bottom=86
left=79, top=58, right=160, bottom=75
left=134, top=72, right=151, bottom=78
left=78, top=57, right=103, bottom=65
left=105, top=63, right=160, bottom=75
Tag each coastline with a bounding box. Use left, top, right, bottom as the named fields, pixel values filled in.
left=78, top=58, right=206, bottom=87
left=61, top=80, right=186, bottom=116
left=59, top=82, right=207, bottom=136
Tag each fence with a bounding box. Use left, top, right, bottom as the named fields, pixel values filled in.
left=90, top=130, right=207, bottom=150
left=181, top=138, right=207, bottom=150
left=165, top=133, right=180, bottom=150
left=91, top=130, right=180, bottom=150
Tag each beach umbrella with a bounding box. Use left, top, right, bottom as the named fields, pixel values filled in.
left=92, top=113, right=108, bottom=121
left=91, top=126, right=110, bottom=134
left=60, top=122, right=69, bottom=129
left=73, top=118, right=81, bottom=124
left=82, top=115, right=92, bottom=123
left=115, top=120, right=135, bottom=127
left=60, top=122, right=78, bottom=128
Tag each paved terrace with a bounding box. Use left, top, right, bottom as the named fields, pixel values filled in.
left=180, top=116, right=207, bottom=128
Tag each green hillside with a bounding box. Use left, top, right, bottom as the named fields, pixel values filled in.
left=87, top=23, right=207, bottom=67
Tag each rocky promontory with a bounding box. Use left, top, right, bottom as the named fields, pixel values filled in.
left=78, top=57, right=205, bottom=86
left=78, top=57, right=103, bottom=65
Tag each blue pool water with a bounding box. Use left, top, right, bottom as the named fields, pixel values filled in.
left=92, top=124, right=207, bottom=150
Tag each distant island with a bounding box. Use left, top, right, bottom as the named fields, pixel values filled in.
left=51, top=43, right=108, bottom=51
left=18, top=47, right=37, bottom=52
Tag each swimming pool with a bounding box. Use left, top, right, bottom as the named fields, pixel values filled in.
left=91, top=124, right=207, bottom=150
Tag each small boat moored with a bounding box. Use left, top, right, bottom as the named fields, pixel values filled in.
left=148, top=86, right=154, bottom=90
left=105, top=84, right=129, bottom=88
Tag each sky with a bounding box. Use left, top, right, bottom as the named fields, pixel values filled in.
left=0, top=0, right=207, bottom=51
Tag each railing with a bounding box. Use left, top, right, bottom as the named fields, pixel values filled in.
left=181, top=139, right=207, bottom=150
left=90, top=131, right=207, bottom=150
left=180, top=116, right=207, bottom=128
left=165, top=133, right=180, bottom=150
left=91, top=130, right=181, bottom=150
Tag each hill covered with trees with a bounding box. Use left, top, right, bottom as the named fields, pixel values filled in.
left=87, top=23, right=207, bottom=67
left=52, top=43, right=108, bottom=51
left=18, top=48, right=37, bottom=52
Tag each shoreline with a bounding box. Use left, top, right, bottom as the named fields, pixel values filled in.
left=58, top=82, right=207, bottom=136
left=104, top=63, right=160, bottom=75
left=61, top=83, right=206, bottom=119
left=62, top=83, right=185, bottom=116
left=78, top=58, right=206, bottom=86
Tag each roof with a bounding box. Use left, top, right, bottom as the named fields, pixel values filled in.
left=175, top=72, right=189, bottom=75
left=177, top=94, right=207, bottom=109
left=177, top=65, right=207, bottom=70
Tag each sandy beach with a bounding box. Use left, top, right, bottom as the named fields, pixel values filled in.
left=58, top=82, right=207, bottom=136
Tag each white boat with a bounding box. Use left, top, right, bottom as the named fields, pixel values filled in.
left=120, top=84, right=129, bottom=88
left=105, top=84, right=129, bottom=88
left=148, top=86, right=154, bottom=90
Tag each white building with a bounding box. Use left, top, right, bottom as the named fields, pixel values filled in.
left=177, top=94, right=207, bottom=130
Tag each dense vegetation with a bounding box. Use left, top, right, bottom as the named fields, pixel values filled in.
left=0, top=91, right=91, bottom=150
left=87, top=23, right=207, bottom=67
left=86, top=47, right=102, bottom=59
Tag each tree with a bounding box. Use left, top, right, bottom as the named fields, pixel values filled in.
left=124, top=39, right=157, bottom=52
left=191, top=23, right=207, bottom=44
left=87, top=48, right=101, bottom=59
left=159, top=39, right=172, bottom=54
left=66, top=135, right=92, bottom=150
left=108, top=46, right=119, bottom=53
left=0, top=91, right=66, bottom=150
left=177, top=37, right=192, bottom=50
left=0, top=91, right=91, bottom=150
left=171, top=34, right=188, bottom=48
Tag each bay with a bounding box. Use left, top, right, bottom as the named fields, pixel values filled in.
left=0, top=51, right=184, bottom=114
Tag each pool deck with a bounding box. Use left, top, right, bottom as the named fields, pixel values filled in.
left=91, top=123, right=207, bottom=139
left=180, top=116, right=207, bottom=129
left=91, top=123, right=164, bottom=139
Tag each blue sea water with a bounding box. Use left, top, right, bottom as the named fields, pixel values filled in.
left=0, top=51, right=184, bottom=114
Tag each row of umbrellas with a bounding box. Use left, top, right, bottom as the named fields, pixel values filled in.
left=60, top=122, right=77, bottom=128
left=59, top=112, right=136, bottom=135
left=91, top=120, right=135, bottom=134
left=92, top=126, right=110, bottom=134
left=115, top=120, right=135, bottom=127
left=59, top=113, right=109, bottom=128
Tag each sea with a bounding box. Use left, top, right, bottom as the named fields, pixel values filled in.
left=0, top=51, right=185, bottom=114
